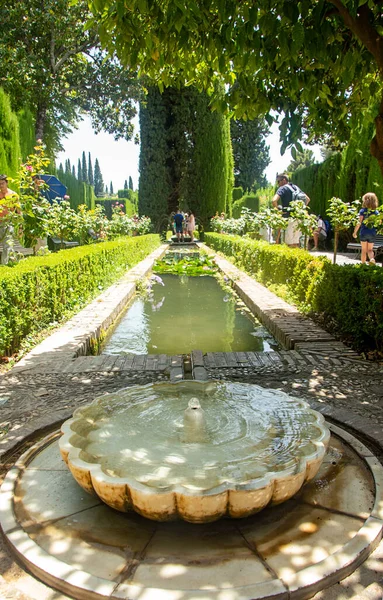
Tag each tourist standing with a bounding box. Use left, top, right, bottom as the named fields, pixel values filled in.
left=312, top=215, right=327, bottom=251
left=173, top=208, right=184, bottom=242
left=272, top=173, right=310, bottom=247
left=187, top=211, right=196, bottom=242
left=353, top=192, right=379, bottom=264
left=0, top=174, right=18, bottom=265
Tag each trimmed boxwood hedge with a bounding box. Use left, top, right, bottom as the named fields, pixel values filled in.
left=205, top=232, right=383, bottom=352
left=0, top=235, right=161, bottom=356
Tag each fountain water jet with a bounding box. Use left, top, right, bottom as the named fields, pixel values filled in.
left=60, top=380, right=330, bottom=523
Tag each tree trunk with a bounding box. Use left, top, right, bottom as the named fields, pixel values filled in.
left=35, top=102, right=47, bottom=141
left=333, top=229, right=339, bottom=265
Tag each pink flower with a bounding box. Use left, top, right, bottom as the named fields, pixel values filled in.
left=64, top=195, right=70, bottom=200
left=26, top=165, right=33, bottom=172
left=36, top=139, right=42, bottom=144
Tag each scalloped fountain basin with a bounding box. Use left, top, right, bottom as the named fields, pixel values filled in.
left=60, top=380, right=330, bottom=523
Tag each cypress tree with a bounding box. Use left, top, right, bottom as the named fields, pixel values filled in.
left=88, top=152, right=94, bottom=185
left=77, top=158, right=82, bottom=182
left=139, top=86, right=171, bottom=226
left=129, top=176, right=133, bottom=190
left=59, top=162, right=64, bottom=172
left=82, top=151, right=88, bottom=183
left=110, top=181, right=114, bottom=195
left=72, top=165, right=76, bottom=178
left=94, top=158, right=104, bottom=197
left=65, top=159, right=71, bottom=174
left=0, top=88, right=21, bottom=179
left=124, top=179, right=128, bottom=190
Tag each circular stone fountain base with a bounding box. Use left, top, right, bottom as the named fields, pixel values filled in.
left=1, top=423, right=383, bottom=600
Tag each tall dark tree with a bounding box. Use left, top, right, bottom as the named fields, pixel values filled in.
left=124, top=179, right=128, bottom=190
left=139, top=86, right=232, bottom=227
left=65, top=159, right=71, bottom=175
left=129, top=176, right=134, bottom=190
left=59, top=162, right=64, bottom=172
left=110, top=181, right=114, bottom=195
left=82, top=152, right=88, bottom=183
left=230, top=119, right=270, bottom=191
left=94, top=158, right=104, bottom=197
left=88, top=153, right=94, bottom=185
left=72, top=165, right=76, bottom=178
left=77, top=158, right=82, bottom=182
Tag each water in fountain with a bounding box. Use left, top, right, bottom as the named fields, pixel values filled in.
left=60, top=381, right=329, bottom=521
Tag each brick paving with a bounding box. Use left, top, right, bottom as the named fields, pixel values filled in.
left=1, top=243, right=383, bottom=599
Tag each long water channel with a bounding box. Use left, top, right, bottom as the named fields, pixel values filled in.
left=102, top=268, right=279, bottom=356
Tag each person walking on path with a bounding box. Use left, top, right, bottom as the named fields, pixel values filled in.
left=173, top=208, right=184, bottom=242
left=353, top=192, right=379, bottom=264
left=0, top=174, right=19, bottom=265
left=272, top=173, right=310, bottom=247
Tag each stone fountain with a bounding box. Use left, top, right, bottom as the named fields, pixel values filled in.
left=60, top=380, right=330, bottom=523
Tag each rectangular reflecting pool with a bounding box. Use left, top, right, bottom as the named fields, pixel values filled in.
left=102, top=273, right=279, bottom=355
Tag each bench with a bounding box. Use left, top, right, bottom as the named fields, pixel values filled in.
left=47, top=236, right=80, bottom=252
left=0, top=239, right=34, bottom=260
left=347, top=234, right=383, bottom=259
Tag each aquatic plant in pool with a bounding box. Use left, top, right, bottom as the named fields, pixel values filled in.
left=153, top=251, right=218, bottom=276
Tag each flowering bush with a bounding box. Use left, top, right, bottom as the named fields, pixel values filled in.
left=9, top=142, right=52, bottom=248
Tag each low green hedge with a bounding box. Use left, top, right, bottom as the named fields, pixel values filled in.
left=205, top=233, right=383, bottom=352
left=0, top=234, right=161, bottom=356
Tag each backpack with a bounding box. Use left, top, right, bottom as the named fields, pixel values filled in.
left=323, top=219, right=331, bottom=235
left=287, top=184, right=307, bottom=203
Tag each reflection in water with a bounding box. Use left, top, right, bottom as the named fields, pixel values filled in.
left=102, top=274, right=278, bottom=355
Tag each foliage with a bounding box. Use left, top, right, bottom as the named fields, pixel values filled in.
left=205, top=232, right=383, bottom=352
left=326, top=196, right=361, bottom=263
left=56, top=167, right=95, bottom=210
left=0, top=234, right=161, bottom=356
left=230, top=118, right=270, bottom=190
left=210, top=207, right=287, bottom=236
left=12, top=142, right=53, bottom=248
left=232, top=194, right=260, bottom=218
left=138, top=86, right=171, bottom=228
left=287, top=149, right=316, bottom=173
left=0, top=88, right=21, bottom=179
left=153, top=252, right=218, bottom=276
left=90, top=0, right=383, bottom=176
left=139, top=85, right=233, bottom=229
left=288, top=200, right=318, bottom=240
left=293, top=104, right=383, bottom=217
left=232, top=187, right=244, bottom=202
left=0, top=1, right=141, bottom=152
left=47, top=200, right=79, bottom=245
left=94, top=158, right=105, bottom=197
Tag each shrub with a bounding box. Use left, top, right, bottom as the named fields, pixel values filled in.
left=232, top=193, right=260, bottom=218
left=232, top=187, right=244, bottom=202
left=0, top=234, right=161, bottom=356
left=205, top=232, right=383, bottom=352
